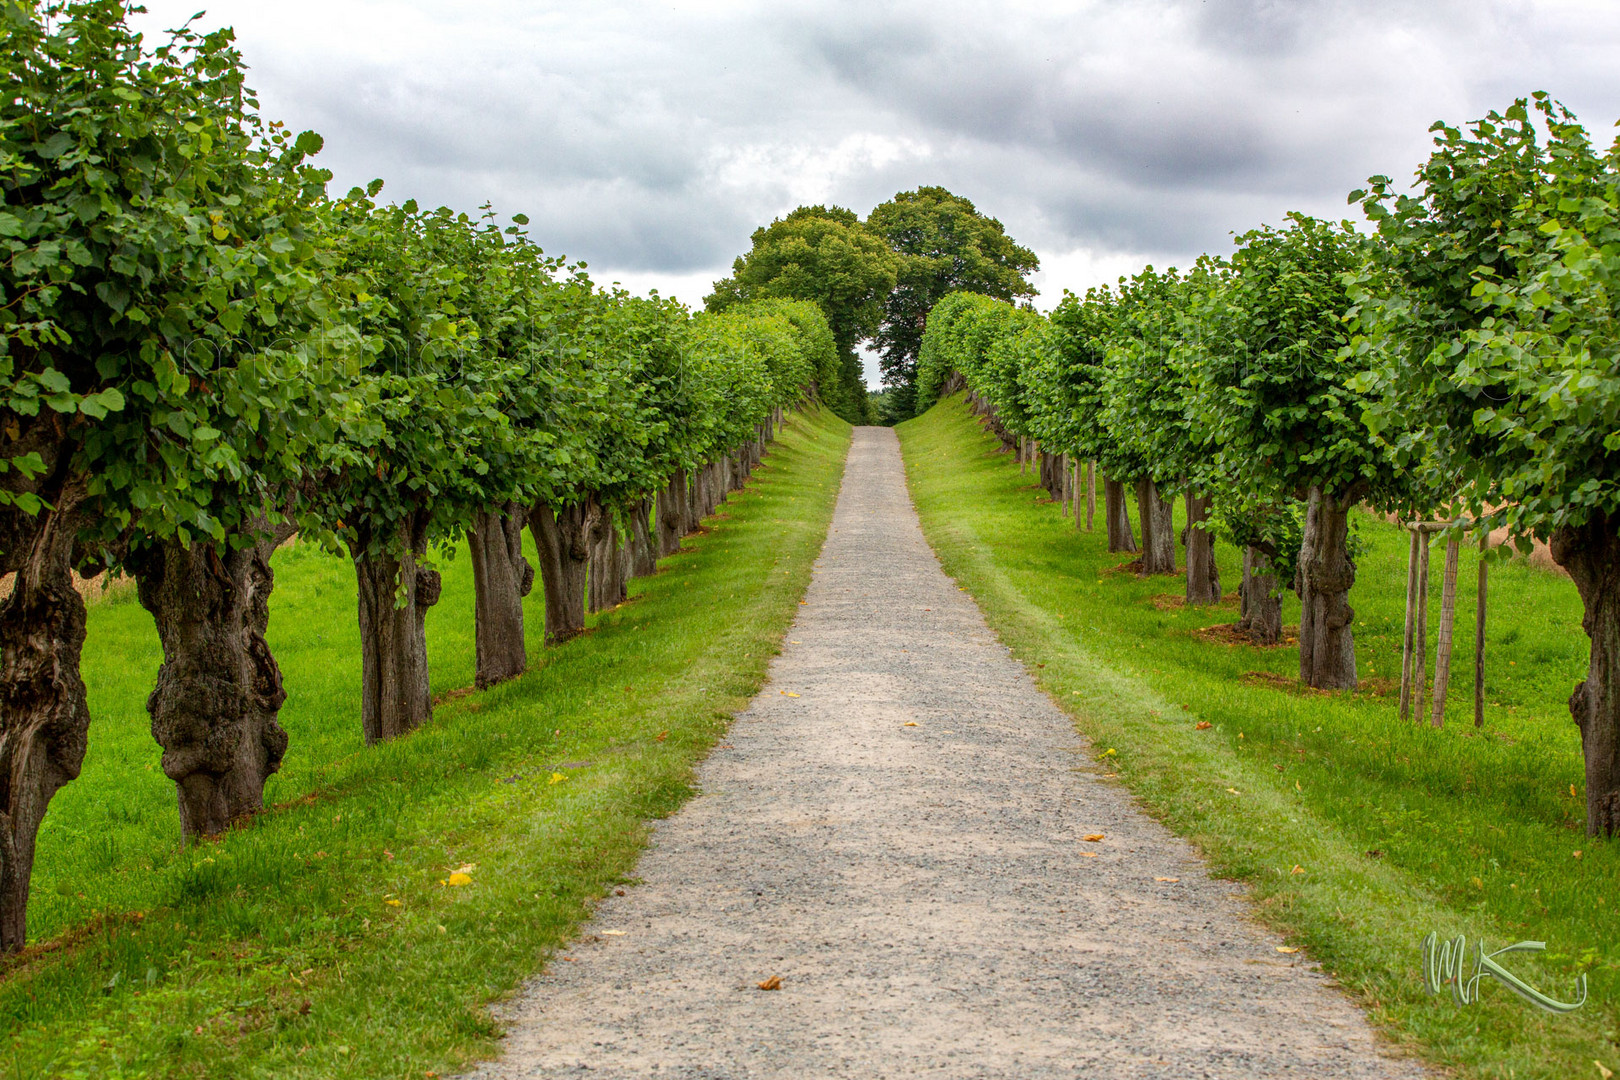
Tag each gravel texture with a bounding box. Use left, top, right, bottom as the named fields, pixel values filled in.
left=470, top=427, right=1429, bottom=1079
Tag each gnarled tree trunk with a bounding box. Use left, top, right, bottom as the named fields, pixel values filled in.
left=0, top=484, right=89, bottom=953
left=1136, top=478, right=1176, bottom=576
left=588, top=509, right=629, bottom=615
left=657, top=470, right=688, bottom=555
left=1184, top=491, right=1221, bottom=604
left=1105, top=477, right=1137, bottom=553
left=1235, top=546, right=1282, bottom=645
left=1551, top=512, right=1620, bottom=837
left=467, top=504, right=533, bottom=689
left=136, top=519, right=295, bottom=838
left=1297, top=486, right=1357, bottom=689
left=529, top=496, right=599, bottom=644
left=628, top=498, right=658, bottom=579
left=353, top=514, right=441, bottom=744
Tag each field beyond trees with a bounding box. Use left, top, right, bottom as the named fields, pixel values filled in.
left=899, top=393, right=1614, bottom=1080
left=0, top=406, right=851, bottom=1079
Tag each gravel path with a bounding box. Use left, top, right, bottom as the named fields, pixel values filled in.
left=471, top=427, right=1428, bottom=1079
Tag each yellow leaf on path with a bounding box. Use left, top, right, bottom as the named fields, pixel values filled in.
left=446, top=872, right=472, bottom=887
left=1078, top=852, right=1098, bottom=858
left=385, top=899, right=402, bottom=907
left=1082, top=834, right=1105, bottom=842
left=758, top=976, right=782, bottom=991
left=601, top=929, right=627, bottom=936
left=781, top=691, right=800, bottom=698
left=1277, top=946, right=1300, bottom=954
left=549, top=772, right=568, bottom=784
left=904, top=722, right=918, bottom=727
left=790, top=640, right=801, bottom=644
left=1155, top=877, right=1180, bottom=883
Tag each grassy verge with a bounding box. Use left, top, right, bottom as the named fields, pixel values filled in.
left=897, top=393, right=1614, bottom=1080
left=2, top=405, right=852, bottom=1079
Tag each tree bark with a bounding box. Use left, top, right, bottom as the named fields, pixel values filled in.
left=1235, top=546, right=1283, bottom=645
left=1086, top=462, right=1095, bottom=532
left=1135, top=478, right=1176, bottom=576
left=588, top=509, right=628, bottom=615
left=1399, top=526, right=1421, bottom=722
left=1414, top=534, right=1431, bottom=712
left=1550, top=512, right=1620, bottom=837
left=529, top=497, right=599, bottom=644
left=1184, top=491, right=1221, bottom=605
left=0, top=485, right=89, bottom=952
left=467, top=504, right=533, bottom=690
left=657, top=470, right=688, bottom=555
left=628, top=498, right=658, bottom=579
left=1475, top=534, right=1488, bottom=728
left=353, top=514, right=441, bottom=745
left=1105, top=477, right=1137, bottom=553
left=1296, top=485, right=1358, bottom=690
left=135, top=519, right=295, bottom=838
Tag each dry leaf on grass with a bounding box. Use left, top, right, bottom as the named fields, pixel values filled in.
left=1276, top=946, right=1300, bottom=954
left=1195, top=721, right=1212, bottom=730
left=1594, top=1060, right=1613, bottom=1080
left=549, top=772, right=567, bottom=785
left=758, top=976, right=782, bottom=991
left=1289, top=865, right=1304, bottom=875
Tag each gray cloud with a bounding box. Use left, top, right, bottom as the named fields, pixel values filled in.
left=137, top=0, right=1620, bottom=314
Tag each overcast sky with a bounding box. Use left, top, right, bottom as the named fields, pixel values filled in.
left=137, top=0, right=1620, bottom=386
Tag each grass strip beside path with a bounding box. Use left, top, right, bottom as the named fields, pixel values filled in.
left=897, top=394, right=1615, bottom=1080
left=2, top=406, right=852, bottom=1080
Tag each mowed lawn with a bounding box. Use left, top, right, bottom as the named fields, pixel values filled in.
left=897, top=393, right=1613, bottom=1080
left=2, top=406, right=852, bottom=1080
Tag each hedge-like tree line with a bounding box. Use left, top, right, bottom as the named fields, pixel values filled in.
left=916, top=95, right=1620, bottom=840
left=0, top=2, right=843, bottom=951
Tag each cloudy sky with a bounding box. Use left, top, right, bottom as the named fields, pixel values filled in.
left=138, top=0, right=1620, bottom=385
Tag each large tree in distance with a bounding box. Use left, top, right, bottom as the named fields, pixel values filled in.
left=868, top=186, right=1040, bottom=420
left=705, top=205, right=894, bottom=423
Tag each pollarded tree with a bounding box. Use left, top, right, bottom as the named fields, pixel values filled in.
left=705, top=205, right=894, bottom=423
left=915, top=291, right=1044, bottom=450
left=1196, top=213, right=1398, bottom=689
left=868, top=187, right=1040, bottom=420
left=0, top=1, right=335, bottom=943
left=1351, top=95, right=1620, bottom=835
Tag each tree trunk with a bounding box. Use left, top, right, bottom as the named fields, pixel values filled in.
left=1185, top=491, right=1221, bottom=605
left=588, top=509, right=628, bottom=615
left=529, top=497, right=599, bottom=644
left=1430, top=536, right=1461, bottom=727
left=1475, top=534, right=1488, bottom=728
left=1297, top=486, right=1357, bottom=690
left=135, top=519, right=295, bottom=838
left=1550, top=512, right=1620, bottom=837
left=0, top=486, right=89, bottom=953
left=1136, top=478, right=1176, bottom=576
left=1105, top=477, right=1137, bottom=553
left=657, top=470, right=688, bottom=555
left=1235, top=546, right=1283, bottom=645
left=1399, top=526, right=1421, bottom=722
left=1086, top=462, right=1095, bottom=532
left=467, top=504, right=533, bottom=690
left=352, top=514, right=441, bottom=745
left=628, top=498, right=658, bottom=579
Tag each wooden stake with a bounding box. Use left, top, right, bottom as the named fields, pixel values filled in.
left=1414, top=532, right=1431, bottom=711
left=1475, top=532, right=1489, bottom=728
left=1060, top=454, right=1070, bottom=516
left=1430, top=536, right=1461, bottom=727
left=1399, top=525, right=1420, bottom=722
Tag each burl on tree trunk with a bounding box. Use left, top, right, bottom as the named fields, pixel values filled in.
left=136, top=519, right=295, bottom=838
left=1135, top=478, right=1176, bottom=576
left=1297, top=486, right=1357, bottom=690
left=1105, top=477, right=1137, bottom=553
left=1184, top=492, right=1221, bottom=605
left=0, top=485, right=90, bottom=953
left=1235, top=546, right=1283, bottom=645
left=529, top=496, right=599, bottom=644
left=467, top=504, right=534, bottom=690
left=352, top=514, right=442, bottom=744
left=1551, top=511, right=1620, bottom=837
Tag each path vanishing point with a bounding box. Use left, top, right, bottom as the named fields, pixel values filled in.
left=471, top=427, right=1429, bottom=1079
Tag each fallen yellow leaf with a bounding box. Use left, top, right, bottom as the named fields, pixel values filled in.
left=1470, top=876, right=1484, bottom=889
left=781, top=691, right=800, bottom=698
left=1571, top=784, right=1578, bottom=797
left=758, top=975, right=782, bottom=990
left=549, top=772, right=567, bottom=784
left=1226, top=788, right=1241, bottom=795
left=1295, top=780, right=1302, bottom=791
left=1155, top=877, right=1180, bottom=883
left=385, top=899, right=402, bottom=907
left=601, top=929, right=626, bottom=936
left=1078, top=852, right=1099, bottom=858
left=446, top=872, right=472, bottom=887
left=1194, top=721, right=1212, bottom=730
left=904, top=722, right=918, bottom=727
left=1574, top=850, right=1583, bottom=859
left=1290, top=865, right=1304, bottom=875
left=1082, top=834, right=1105, bottom=842
left=1277, top=946, right=1300, bottom=954
left=1594, top=1059, right=1613, bottom=1080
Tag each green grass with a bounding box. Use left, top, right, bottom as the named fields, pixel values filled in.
left=2, top=405, right=852, bottom=1079
left=897, top=393, right=1615, bottom=1080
